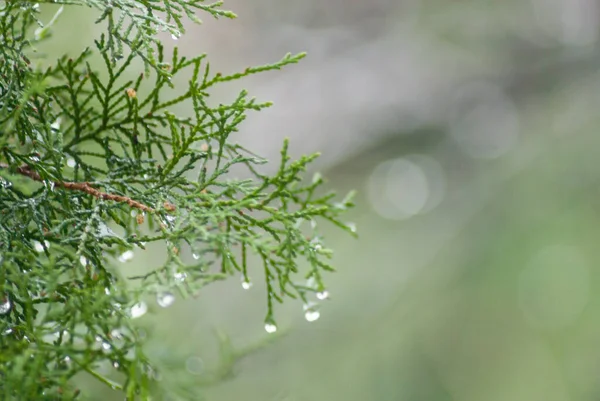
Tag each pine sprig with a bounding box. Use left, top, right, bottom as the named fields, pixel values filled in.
left=0, top=1, right=355, bottom=399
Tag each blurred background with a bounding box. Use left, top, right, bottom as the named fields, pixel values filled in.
left=43, top=0, right=600, bottom=399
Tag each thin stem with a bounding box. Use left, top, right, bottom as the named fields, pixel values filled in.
left=0, top=163, right=157, bottom=213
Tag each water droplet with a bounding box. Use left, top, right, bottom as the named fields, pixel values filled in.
left=3, top=328, right=13, bottom=335
left=113, top=361, right=119, bottom=368
left=130, top=302, right=147, bottom=318
left=97, top=222, right=118, bottom=237
left=165, top=215, right=176, bottom=224
left=316, top=291, right=329, bottom=300
left=30, top=155, right=40, bottom=162
left=156, top=292, right=175, bottom=308
left=33, top=241, right=49, bottom=252
left=304, top=310, right=320, bottom=322
left=101, top=342, right=111, bottom=351
left=43, top=180, right=55, bottom=192
left=0, top=178, right=11, bottom=189
left=66, top=158, right=76, bottom=168
left=174, top=271, right=187, bottom=283
left=118, top=250, right=134, bottom=263
left=104, top=287, right=111, bottom=295
left=241, top=279, right=252, bottom=290
left=171, top=33, right=179, bottom=40
left=192, top=253, right=200, bottom=260
left=185, top=356, right=204, bottom=375
left=79, top=256, right=87, bottom=266
left=50, top=118, right=61, bottom=131
left=306, top=277, right=316, bottom=289
left=130, top=210, right=137, bottom=217
left=264, top=323, right=277, bottom=334
left=346, top=222, right=357, bottom=233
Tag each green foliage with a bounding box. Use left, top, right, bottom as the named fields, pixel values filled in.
left=0, top=1, right=355, bottom=399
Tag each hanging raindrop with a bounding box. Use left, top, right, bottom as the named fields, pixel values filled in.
left=66, top=158, right=76, bottom=168
left=130, top=302, right=147, bottom=318
left=0, top=298, right=11, bottom=314
left=264, top=323, right=277, bottom=334
left=241, top=275, right=252, bottom=290
left=304, top=309, right=320, bottom=322
left=156, top=292, right=175, bottom=308
left=185, top=356, right=204, bottom=375
left=192, top=253, right=200, bottom=260
left=316, top=290, right=329, bottom=300
left=346, top=222, right=357, bottom=233
left=118, top=250, right=134, bottom=263
left=174, top=271, right=187, bottom=283
left=34, top=241, right=49, bottom=252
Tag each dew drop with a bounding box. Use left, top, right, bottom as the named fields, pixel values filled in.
left=174, top=271, right=187, bottom=283
left=50, top=118, right=61, bottom=131
left=101, top=342, right=111, bottom=351
left=305, top=310, right=320, bottom=322
left=346, top=222, right=357, bottom=233
left=192, top=253, right=200, bottom=260
left=241, top=280, right=252, bottom=290
left=130, top=302, right=147, bottom=319
left=185, top=356, right=204, bottom=375
left=264, top=323, right=277, bottom=334
left=33, top=240, right=49, bottom=252
left=171, top=33, right=179, bottom=40
left=79, top=255, right=88, bottom=266
left=156, top=292, right=175, bottom=308
left=130, top=210, right=137, bottom=217
left=66, top=158, right=76, bottom=168
left=316, top=291, right=329, bottom=300
left=113, top=361, right=119, bottom=368
left=0, top=298, right=11, bottom=315
left=43, top=180, right=55, bottom=192
left=97, top=222, right=117, bottom=237
left=118, top=250, right=134, bottom=263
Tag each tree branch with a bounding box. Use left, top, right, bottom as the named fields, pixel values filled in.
left=0, top=163, right=156, bottom=213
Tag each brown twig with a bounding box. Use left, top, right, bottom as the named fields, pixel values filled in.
left=0, top=163, right=156, bottom=213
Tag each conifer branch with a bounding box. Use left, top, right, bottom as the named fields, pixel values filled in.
left=0, top=1, right=355, bottom=398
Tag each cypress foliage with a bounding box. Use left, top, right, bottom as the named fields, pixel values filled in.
left=0, top=1, right=355, bottom=399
